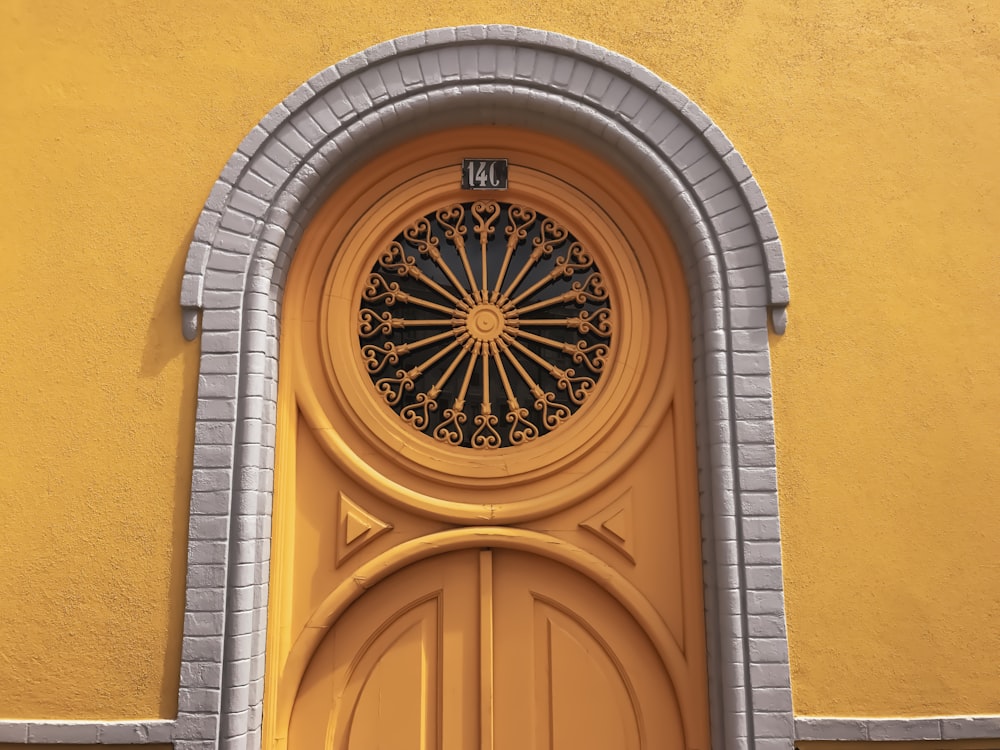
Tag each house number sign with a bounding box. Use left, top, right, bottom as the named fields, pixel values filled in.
left=462, top=158, right=508, bottom=190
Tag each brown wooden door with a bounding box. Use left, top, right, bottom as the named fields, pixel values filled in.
left=268, top=127, right=710, bottom=750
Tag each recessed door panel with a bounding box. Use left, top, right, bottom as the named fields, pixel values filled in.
left=537, top=606, right=640, bottom=750
left=342, top=605, right=436, bottom=750
left=493, top=550, right=683, bottom=750
left=288, top=551, right=480, bottom=750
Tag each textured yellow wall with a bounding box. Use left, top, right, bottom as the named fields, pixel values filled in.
left=798, top=743, right=1000, bottom=750
left=0, top=0, right=997, bottom=721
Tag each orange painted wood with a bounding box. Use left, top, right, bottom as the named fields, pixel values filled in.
left=269, top=126, right=711, bottom=750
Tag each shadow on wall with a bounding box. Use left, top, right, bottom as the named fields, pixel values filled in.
left=139, top=225, right=200, bottom=717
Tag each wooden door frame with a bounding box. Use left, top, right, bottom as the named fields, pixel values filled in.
left=176, top=26, right=792, bottom=750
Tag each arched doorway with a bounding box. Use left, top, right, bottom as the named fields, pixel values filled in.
left=269, top=127, right=710, bottom=749
left=176, top=26, right=792, bottom=750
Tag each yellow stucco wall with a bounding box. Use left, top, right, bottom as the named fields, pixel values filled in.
left=1, top=0, right=997, bottom=721
left=798, top=743, right=1000, bottom=750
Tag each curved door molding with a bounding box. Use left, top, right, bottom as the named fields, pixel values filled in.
left=288, top=547, right=693, bottom=750
left=176, top=25, right=792, bottom=750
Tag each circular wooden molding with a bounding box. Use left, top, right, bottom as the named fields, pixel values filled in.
left=286, top=127, right=685, bottom=522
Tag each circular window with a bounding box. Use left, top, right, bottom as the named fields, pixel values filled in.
left=358, top=200, right=612, bottom=449
left=290, top=128, right=681, bottom=521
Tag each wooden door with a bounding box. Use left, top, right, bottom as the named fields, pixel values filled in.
left=491, top=550, right=686, bottom=750
left=289, top=549, right=685, bottom=750
left=288, top=550, right=481, bottom=750
left=267, top=127, right=711, bottom=750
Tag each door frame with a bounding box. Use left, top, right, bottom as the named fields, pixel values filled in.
left=176, top=25, right=792, bottom=750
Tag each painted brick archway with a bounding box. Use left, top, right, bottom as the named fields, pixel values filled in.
left=177, top=26, right=792, bottom=750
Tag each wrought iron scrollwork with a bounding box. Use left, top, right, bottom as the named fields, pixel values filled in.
left=357, top=200, right=614, bottom=449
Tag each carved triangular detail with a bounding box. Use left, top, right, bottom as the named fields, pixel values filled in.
left=336, top=492, right=392, bottom=565
left=579, top=490, right=635, bottom=564
left=601, top=508, right=627, bottom=541
left=344, top=508, right=371, bottom=545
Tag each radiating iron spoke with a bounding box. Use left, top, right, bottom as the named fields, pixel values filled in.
left=362, top=330, right=456, bottom=373
left=510, top=330, right=608, bottom=373
left=377, top=242, right=468, bottom=308
left=473, top=200, right=501, bottom=298
left=398, top=318, right=462, bottom=328
left=492, top=205, right=536, bottom=302
left=436, top=205, right=481, bottom=303
left=498, top=218, right=568, bottom=306
left=515, top=309, right=612, bottom=337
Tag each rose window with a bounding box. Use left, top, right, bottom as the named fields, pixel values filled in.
left=358, top=200, right=613, bottom=449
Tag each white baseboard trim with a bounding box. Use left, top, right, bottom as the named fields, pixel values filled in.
left=0, top=721, right=174, bottom=744
left=795, top=716, right=1000, bottom=742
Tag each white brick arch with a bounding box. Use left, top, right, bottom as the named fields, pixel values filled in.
left=177, top=26, right=791, bottom=750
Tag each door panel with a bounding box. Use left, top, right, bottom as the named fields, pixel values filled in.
left=522, top=407, right=693, bottom=653
left=492, top=550, right=683, bottom=750
left=288, top=551, right=480, bottom=750
left=533, top=603, right=640, bottom=750
left=290, top=549, right=684, bottom=750
left=342, top=602, right=436, bottom=750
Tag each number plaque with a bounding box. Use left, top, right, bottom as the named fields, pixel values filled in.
left=462, top=158, right=508, bottom=190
